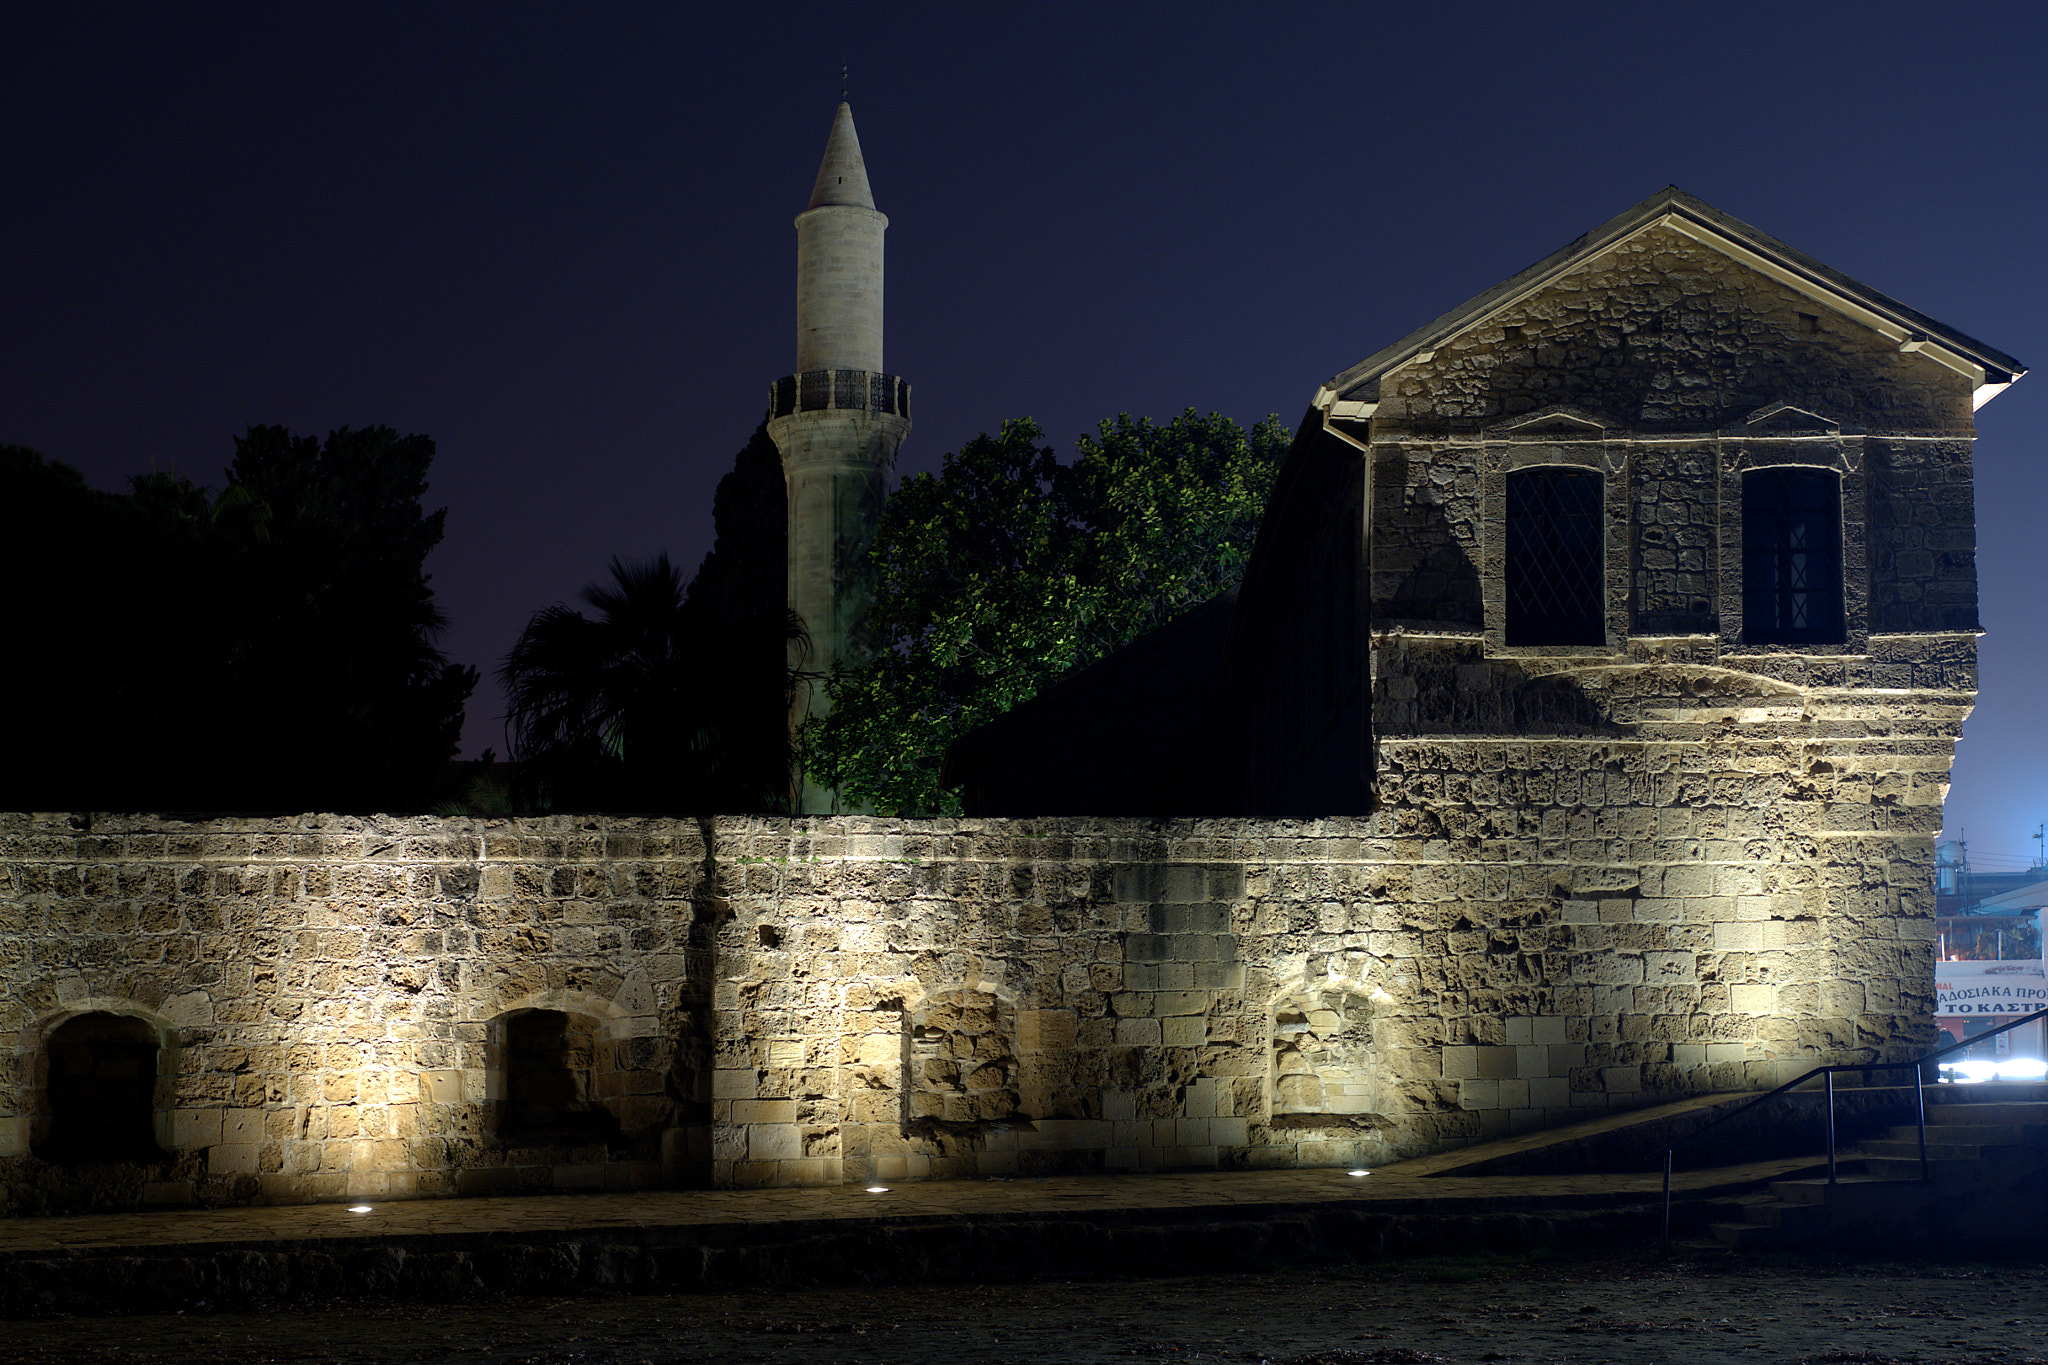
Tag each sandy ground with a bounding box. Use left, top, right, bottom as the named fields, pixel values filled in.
left=0, top=1252, right=2042, bottom=1365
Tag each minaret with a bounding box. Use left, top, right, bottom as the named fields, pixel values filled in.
left=766, top=102, right=910, bottom=813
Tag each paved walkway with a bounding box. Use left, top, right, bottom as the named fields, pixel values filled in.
left=0, top=1152, right=1818, bottom=1257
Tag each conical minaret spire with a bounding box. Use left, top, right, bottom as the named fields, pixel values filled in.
left=766, top=102, right=911, bottom=813
left=807, top=102, right=875, bottom=211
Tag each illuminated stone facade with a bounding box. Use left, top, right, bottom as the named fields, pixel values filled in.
left=0, top=190, right=2023, bottom=1210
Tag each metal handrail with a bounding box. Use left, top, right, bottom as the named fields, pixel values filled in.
left=1658, top=1004, right=2048, bottom=1252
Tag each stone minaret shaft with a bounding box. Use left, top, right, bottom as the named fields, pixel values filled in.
left=766, top=102, right=910, bottom=812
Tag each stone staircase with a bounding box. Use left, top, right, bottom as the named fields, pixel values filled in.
left=1710, top=1084, right=2048, bottom=1248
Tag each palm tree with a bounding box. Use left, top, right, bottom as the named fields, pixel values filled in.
left=500, top=553, right=806, bottom=812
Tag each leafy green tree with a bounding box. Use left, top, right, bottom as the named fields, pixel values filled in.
left=809, top=409, right=1287, bottom=814
left=500, top=552, right=804, bottom=812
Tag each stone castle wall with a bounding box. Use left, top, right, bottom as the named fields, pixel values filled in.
left=1, top=783, right=1948, bottom=1211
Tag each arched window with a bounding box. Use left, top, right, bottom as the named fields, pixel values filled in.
left=36, top=1013, right=165, bottom=1164
left=1743, top=467, right=1843, bottom=644
left=1505, top=467, right=1604, bottom=645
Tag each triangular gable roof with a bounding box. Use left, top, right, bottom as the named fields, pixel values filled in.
left=1314, top=187, right=2025, bottom=416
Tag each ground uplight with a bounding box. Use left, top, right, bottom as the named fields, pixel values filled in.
left=348, top=1204, right=374, bottom=1213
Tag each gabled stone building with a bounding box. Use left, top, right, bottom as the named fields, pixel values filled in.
left=0, top=186, right=2025, bottom=1206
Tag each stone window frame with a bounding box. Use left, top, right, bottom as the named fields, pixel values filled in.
left=1740, top=465, right=1847, bottom=646
left=1479, top=432, right=1628, bottom=658
left=1716, top=409, right=1867, bottom=657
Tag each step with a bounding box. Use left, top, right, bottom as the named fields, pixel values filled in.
left=1767, top=1174, right=1923, bottom=1206
left=1882, top=1122, right=2048, bottom=1145
left=1924, top=1100, right=2048, bottom=1124
left=1710, top=1219, right=1786, bottom=1250
left=1855, top=1138, right=2005, bottom=1161
left=1743, top=1200, right=1830, bottom=1232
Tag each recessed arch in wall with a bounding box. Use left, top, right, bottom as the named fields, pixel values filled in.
left=476, top=988, right=659, bottom=1148
left=904, top=984, right=1025, bottom=1131
left=24, top=1004, right=176, bottom=1165
left=1268, top=970, right=1390, bottom=1128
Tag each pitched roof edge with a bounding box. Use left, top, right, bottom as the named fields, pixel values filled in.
left=1316, top=187, right=2026, bottom=412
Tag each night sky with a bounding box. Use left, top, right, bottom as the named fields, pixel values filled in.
left=7, top=3, right=2044, bottom=862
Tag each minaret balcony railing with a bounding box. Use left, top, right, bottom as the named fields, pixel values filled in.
left=769, top=370, right=911, bottom=422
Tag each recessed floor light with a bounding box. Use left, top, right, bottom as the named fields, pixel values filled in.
left=348, top=1204, right=374, bottom=1213
left=1347, top=1169, right=1370, bottom=1177
left=865, top=1185, right=890, bottom=1194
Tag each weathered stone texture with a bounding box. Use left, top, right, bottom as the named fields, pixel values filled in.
left=0, top=786, right=1950, bottom=1207
left=1375, top=224, right=1975, bottom=436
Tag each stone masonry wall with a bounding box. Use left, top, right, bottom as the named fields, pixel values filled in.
left=0, top=792, right=1951, bottom=1211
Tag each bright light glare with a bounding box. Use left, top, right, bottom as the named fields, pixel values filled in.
left=865, top=1185, right=890, bottom=1194
left=1347, top=1169, right=1371, bottom=1177
left=1995, top=1058, right=2048, bottom=1080
left=1940, top=1060, right=1999, bottom=1083
left=348, top=1204, right=374, bottom=1213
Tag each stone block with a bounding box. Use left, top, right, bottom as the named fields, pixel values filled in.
left=1161, top=1016, right=1206, bottom=1048
left=1730, top=983, right=1776, bottom=1013
left=208, top=1142, right=259, bottom=1175
left=173, top=1107, right=223, bottom=1150
left=1714, top=922, right=1761, bottom=952
left=222, top=1108, right=263, bottom=1145
left=1115, top=1018, right=1161, bottom=1047
left=713, top=1068, right=759, bottom=1100
left=1644, top=951, right=1697, bottom=981
left=731, top=1098, right=795, bottom=1125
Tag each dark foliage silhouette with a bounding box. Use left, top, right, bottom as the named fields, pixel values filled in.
left=2, top=430, right=476, bottom=812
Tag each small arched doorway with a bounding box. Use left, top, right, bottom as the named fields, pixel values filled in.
left=496, top=1008, right=623, bottom=1144
left=34, top=1012, right=167, bottom=1164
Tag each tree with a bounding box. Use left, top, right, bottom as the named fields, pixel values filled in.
left=809, top=410, right=1287, bottom=814
left=217, top=425, right=478, bottom=811
left=500, top=552, right=804, bottom=812
left=0, top=429, right=476, bottom=812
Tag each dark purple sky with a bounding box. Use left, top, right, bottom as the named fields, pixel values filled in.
left=7, top=3, right=2044, bottom=862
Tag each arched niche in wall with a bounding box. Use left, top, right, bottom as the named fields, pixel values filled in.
left=1269, top=977, right=1389, bottom=1128
left=32, top=1010, right=172, bottom=1165
left=904, top=987, right=1023, bottom=1130
left=490, top=1007, right=625, bottom=1145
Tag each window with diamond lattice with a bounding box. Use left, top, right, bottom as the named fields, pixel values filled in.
left=1743, top=467, right=1842, bottom=644
left=1505, top=467, right=1604, bottom=646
